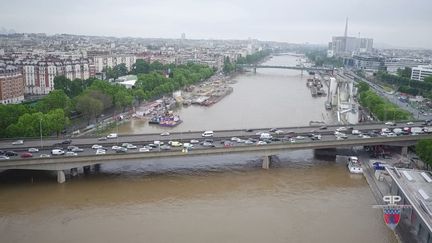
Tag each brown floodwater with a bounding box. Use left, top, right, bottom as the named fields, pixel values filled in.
left=0, top=55, right=396, bottom=243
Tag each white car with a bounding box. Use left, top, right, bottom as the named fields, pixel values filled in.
left=0, top=155, right=10, bottom=160
left=106, top=133, right=118, bottom=139
left=160, top=132, right=170, bottom=136
left=92, top=144, right=103, bottom=149
left=139, top=147, right=150, bottom=152
left=275, top=130, right=285, bottom=134
left=112, top=145, right=122, bottom=150
left=28, top=148, right=39, bottom=153
left=289, top=138, right=296, bottom=143
left=190, top=139, right=200, bottom=144
left=406, top=122, right=414, bottom=125
left=169, top=141, right=182, bottom=147
left=12, top=140, right=24, bottom=145
left=51, top=149, right=65, bottom=155
left=96, top=149, right=106, bottom=155
left=256, top=141, right=267, bottom=145
left=295, top=136, right=305, bottom=140
left=126, top=144, right=137, bottom=149
left=202, top=131, right=214, bottom=137
left=65, top=151, right=78, bottom=156
left=336, top=127, right=347, bottom=132
left=183, top=143, right=194, bottom=149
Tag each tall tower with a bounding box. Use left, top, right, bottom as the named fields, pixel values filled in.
left=344, top=17, right=348, bottom=37
left=344, top=17, right=349, bottom=53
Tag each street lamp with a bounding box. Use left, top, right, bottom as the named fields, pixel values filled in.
left=39, top=118, right=43, bottom=149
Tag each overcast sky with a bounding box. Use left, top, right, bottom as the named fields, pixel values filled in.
left=1, top=0, right=431, bottom=49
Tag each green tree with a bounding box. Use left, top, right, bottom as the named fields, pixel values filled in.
left=133, top=89, right=146, bottom=104
left=36, top=90, right=72, bottom=114
left=424, top=76, right=432, bottom=83
left=397, top=67, right=412, bottom=79
left=416, top=140, right=432, bottom=169
left=45, top=109, right=70, bottom=137
left=131, top=60, right=150, bottom=74
left=75, top=95, right=103, bottom=124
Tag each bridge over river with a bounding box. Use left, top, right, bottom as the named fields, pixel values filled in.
left=1, top=121, right=430, bottom=183
left=236, top=64, right=334, bottom=73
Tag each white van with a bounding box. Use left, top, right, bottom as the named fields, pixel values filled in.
left=260, top=133, right=273, bottom=140
left=202, top=131, right=214, bottom=137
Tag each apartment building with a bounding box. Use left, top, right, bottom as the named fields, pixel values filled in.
left=0, top=64, right=24, bottom=104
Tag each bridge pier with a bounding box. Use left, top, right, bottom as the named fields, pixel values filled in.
left=83, top=165, right=91, bottom=174
left=262, top=155, right=271, bottom=169
left=253, top=67, right=256, bottom=74
left=401, top=146, right=408, bottom=158
left=57, top=170, right=66, bottom=183
left=71, top=168, right=78, bottom=177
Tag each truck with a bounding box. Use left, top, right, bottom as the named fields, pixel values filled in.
left=260, top=133, right=273, bottom=140
left=410, top=127, right=423, bottom=134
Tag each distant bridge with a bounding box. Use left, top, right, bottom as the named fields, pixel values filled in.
left=236, top=64, right=334, bottom=73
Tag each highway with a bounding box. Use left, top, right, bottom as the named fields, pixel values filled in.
left=0, top=121, right=429, bottom=162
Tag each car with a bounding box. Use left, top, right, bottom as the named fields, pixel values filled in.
left=116, top=147, right=127, bottom=153
left=112, top=145, right=122, bottom=150
left=126, top=144, right=137, bottom=149
left=51, top=149, right=65, bottom=155
left=92, top=144, right=103, bottom=149
left=96, top=149, right=106, bottom=155
left=160, top=145, right=171, bottom=150
left=385, top=121, right=396, bottom=126
left=244, top=139, right=254, bottom=144
left=169, top=141, right=182, bottom=147
left=160, top=132, right=170, bottom=136
left=351, top=130, right=361, bottom=135
left=202, top=131, right=214, bottom=137
left=154, top=140, right=164, bottom=146
left=190, top=139, right=200, bottom=144
left=245, top=129, right=254, bottom=132
left=67, top=145, right=77, bottom=151
left=256, top=141, right=267, bottom=145
left=319, top=126, right=328, bottom=130
left=361, top=135, right=371, bottom=139
left=271, top=137, right=281, bottom=141
left=65, top=151, right=78, bottom=156
left=231, top=137, right=240, bottom=142
left=311, top=134, right=321, bottom=140
left=98, top=136, right=108, bottom=141
left=406, top=122, right=414, bottom=125
left=274, top=130, right=285, bottom=134
left=295, top=136, right=305, bottom=140
left=5, top=151, right=18, bottom=156
left=336, top=127, right=347, bottom=132
left=201, top=142, right=215, bottom=147
left=183, top=143, right=194, bottom=149
left=269, top=128, right=278, bottom=132
left=28, top=148, right=39, bottom=153
left=40, top=154, right=50, bottom=158
left=0, top=155, right=10, bottom=160
left=106, top=133, right=118, bottom=139
left=61, top=139, right=72, bottom=145
left=71, top=147, right=84, bottom=152
left=139, top=147, right=150, bottom=152
left=222, top=141, right=233, bottom=147
left=12, top=140, right=24, bottom=145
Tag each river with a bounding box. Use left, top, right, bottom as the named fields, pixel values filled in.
left=0, top=55, right=397, bottom=243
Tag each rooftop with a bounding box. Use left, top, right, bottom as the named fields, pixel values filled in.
left=386, top=167, right=432, bottom=232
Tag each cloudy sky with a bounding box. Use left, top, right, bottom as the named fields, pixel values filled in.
left=1, top=0, right=431, bottom=48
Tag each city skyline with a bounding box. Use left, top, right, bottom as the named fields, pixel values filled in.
left=1, top=0, right=431, bottom=49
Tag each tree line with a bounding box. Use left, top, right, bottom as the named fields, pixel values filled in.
left=375, top=71, right=432, bottom=98
left=357, top=81, right=411, bottom=121
left=223, top=50, right=271, bottom=74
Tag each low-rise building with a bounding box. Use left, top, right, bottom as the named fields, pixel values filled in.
left=412, top=65, right=432, bottom=81
left=0, top=64, right=24, bottom=104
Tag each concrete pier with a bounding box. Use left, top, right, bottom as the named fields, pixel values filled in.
left=83, top=165, right=91, bottom=174
left=262, top=155, right=271, bottom=169
left=401, top=146, right=408, bottom=158
left=57, top=170, right=66, bottom=183
left=71, top=168, right=78, bottom=177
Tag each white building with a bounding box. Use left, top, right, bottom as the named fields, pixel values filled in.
left=411, top=65, right=432, bottom=81
left=93, top=55, right=137, bottom=73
